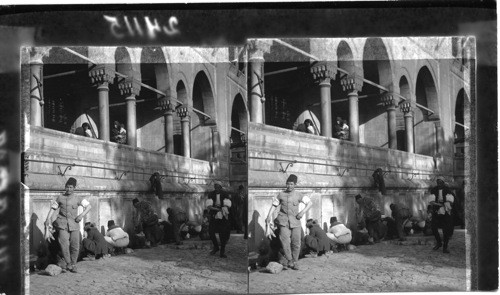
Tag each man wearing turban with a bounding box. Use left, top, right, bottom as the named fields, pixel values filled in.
left=44, top=177, right=92, bottom=273
left=206, top=182, right=232, bottom=258
left=266, top=174, right=312, bottom=270
left=429, top=177, right=455, bottom=253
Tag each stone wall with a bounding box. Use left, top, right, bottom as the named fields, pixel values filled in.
left=247, top=122, right=456, bottom=252
left=25, top=126, right=228, bottom=255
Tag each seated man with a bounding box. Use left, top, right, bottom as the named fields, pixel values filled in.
left=104, top=220, right=130, bottom=251
left=326, top=217, right=352, bottom=251
left=166, top=207, right=189, bottom=245
left=302, top=219, right=331, bottom=257
left=81, top=222, right=112, bottom=260
left=381, top=216, right=398, bottom=240
left=133, top=198, right=160, bottom=248
left=390, top=203, right=412, bottom=241
left=199, top=209, right=211, bottom=241
left=304, top=119, right=318, bottom=135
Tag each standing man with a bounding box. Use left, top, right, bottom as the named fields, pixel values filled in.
left=132, top=198, right=160, bottom=248
left=355, top=194, right=382, bottom=244
left=266, top=174, right=312, bottom=270
left=429, top=178, right=455, bottom=253
left=44, top=177, right=91, bottom=273
left=206, top=182, right=232, bottom=258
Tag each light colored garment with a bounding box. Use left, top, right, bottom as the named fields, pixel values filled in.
left=327, top=223, right=352, bottom=244
left=306, top=125, right=317, bottom=135
left=437, top=190, right=454, bottom=215
left=209, top=197, right=231, bottom=220
left=105, top=227, right=130, bottom=248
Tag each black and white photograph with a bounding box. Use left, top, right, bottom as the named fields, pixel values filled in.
left=0, top=3, right=497, bottom=295
left=22, top=45, right=248, bottom=294
left=246, top=37, right=473, bottom=293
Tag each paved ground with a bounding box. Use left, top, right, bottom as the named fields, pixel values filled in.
left=249, top=229, right=468, bottom=294
left=29, top=234, right=247, bottom=295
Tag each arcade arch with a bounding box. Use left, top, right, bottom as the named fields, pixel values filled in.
left=230, top=93, right=248, bottom=147
left=361, top=38, right=394, bottom=147
left=191, top=71, right=217, bottom=161
left=41, top=47, right=95, bottom=136
left=414, top=66, right=439, bottom=156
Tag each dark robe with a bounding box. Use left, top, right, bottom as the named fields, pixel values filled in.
left=304, top=224, right=331, bottom=254
left=82, top=227, right=112, bottom=257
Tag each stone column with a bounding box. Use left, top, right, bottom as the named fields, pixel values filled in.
left=118, top=79, right=140, bottom=147
left=176, top=107, right=191, bottom=158
left=211, top=127, right=219, bottom=160
left=434, top=121, right=444, bottom=155
left=381, top=91, right=400, bottom=149
left=29, top=47, right=50, bottom=127
left=400, top=101, right=414, bottom=153
left=311, top=62, right=337, bottom=137
left=341, top=74, right=363, bottom=143
left=89, top=65, right=114, bottom=141
left=158, top=99, right=175, bottom=154
left=248, top=40, right=272, bottom=123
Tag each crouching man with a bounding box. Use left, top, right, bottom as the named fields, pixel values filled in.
left=327, top=217, right=352, bottom=251
left=104, top=220, right=130, bottom=250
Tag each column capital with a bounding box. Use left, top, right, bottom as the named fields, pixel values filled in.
left=176, top=106, right=190, bottom=119
left=118, top=78, right=141, bottom=97
left=341, top=74, right=363, bottom=93
left=248, top=39, right=273, bottom=60
left=29, top=47, right=51, bottom=64
left=400, top=101, right=414, bottom=114
left=380, top=92, right=400, bottom=108
left=89, top=65, right=115, bottom=86
left=311, top=62, right=337, bottom=82
left=158, top=97, right=176, bottom=113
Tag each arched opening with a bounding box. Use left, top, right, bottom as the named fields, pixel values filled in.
left=41, top=47, right=95, bottom=136
left=192, top=71, right=216, bottom=161
left=230, top=94, right=248, bottom=147
left=137, top=47, right=171, bottom=151
left=397, top=75, right=411, bottom=151
left=174, top=80, right=188, bottom=156
left=414, top=66, right=439, bottom=156
left=263, top=39, right=312, bottom=130
left=330, top=41, right=355, bottom=137
left=105, top=47, right=135, bottom=144
left=361, top=38, right=393, bottom=147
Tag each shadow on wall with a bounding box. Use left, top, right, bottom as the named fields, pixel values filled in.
left=29, top=213, right=45, bottom=257
left=250, top=210, right=265, bottom=253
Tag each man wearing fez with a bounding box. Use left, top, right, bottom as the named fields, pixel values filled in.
left=44, top=177, right=92, bottom=273
left=266, top=174, right=312, bottom=270
left=133, top=198, right=160, bottom=248
left=206, top=182, right=232, bottom=258
left=429, top=177, right=455, bottom=253
left=166, top=207, right=189, bottom=245
left=355, top=194, right=382, bottom=244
